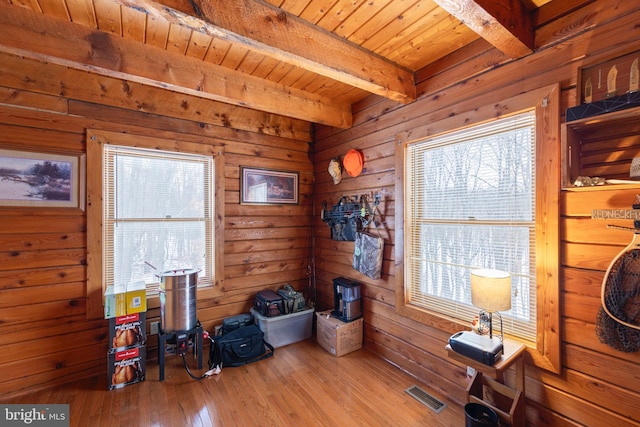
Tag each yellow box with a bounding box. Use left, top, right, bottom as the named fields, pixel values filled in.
left=316, top=310, right=363, bottom=357
left=104, top=281, right=147, bottom=318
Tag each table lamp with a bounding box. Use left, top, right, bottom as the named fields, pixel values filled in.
left=470, top=268, right=511, bottom=341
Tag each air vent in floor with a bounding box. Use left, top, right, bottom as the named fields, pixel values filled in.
left=405, top=385, right=447, bottom=413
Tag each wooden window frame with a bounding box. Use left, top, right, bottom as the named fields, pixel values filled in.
left=395, top=83, right=562, bottom=374
left=85, top=129, right=225, bottom=320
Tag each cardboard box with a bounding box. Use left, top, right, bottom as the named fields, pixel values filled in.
left=107, top=345, right=146, bottom=390
left=104, top=281, right=147, bottom=318
left=251, top=306, right=314, bottom=348
left=108, top=312, right=147, bottom=351
left=316, top=310, right=363, bottom=357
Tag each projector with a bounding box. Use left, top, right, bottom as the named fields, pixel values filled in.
left=449, top=331, right=503, bottom=366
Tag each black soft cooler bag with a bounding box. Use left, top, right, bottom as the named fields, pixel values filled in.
left=209, top=324, right=274, bottom=369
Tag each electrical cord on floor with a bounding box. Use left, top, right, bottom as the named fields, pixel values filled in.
left=181, top=353, right=217, bottom=380
left=180, top=330, right=221, bottom=380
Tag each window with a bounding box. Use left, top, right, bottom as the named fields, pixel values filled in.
left=103, top=145, right=214, bottom=292
left=405, top=110, right=536, bottom=341
left=395, top=84, right=561, bottom=373
left=86, top=130, right=225, bottom=319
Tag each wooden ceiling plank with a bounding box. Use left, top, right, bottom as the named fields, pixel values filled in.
left=433, top=0, right=534, bottom=58
left=93, top=0, right=122, bottom=35
left=10, top=0, right=42, bottom=12
left=347, top=0, right=416, bottom=47
left=250, top=55, right=281, bottom=79
left=185, top=30, right=212, bottom=61
left=265, top=61, right=297, bottom=84
left=377, top=11, right=458, bottom=60
left=165, top=22, right=191, bottom=54
left=38, top=0, right=71, bottom=20
left=145, top=13, right=170, bottom=48
left=316, top=0, right=368, bottom=33
left=276, top=64, right=309, bottom=88
left=129, top=0, right=415, bottom=103
left=359, top=1, right=440, bottom=53
left=388, top=15, right=480, bottom=70
left=236, top=50, right=269, bottom=75
left=121, top=4, right=146, bottom=42
left=0, top=3, right=352, bottom=128
left=64, top=0, right=97, bottom=27
left=220, top=43, right=251, bottom=71
left=333, top=0, right=394, bottom=39
left=269, top=0, right=310, bottom=17
left=203, top=38, right=233, bottom=66
left=298, top=0, right=339, bottom=24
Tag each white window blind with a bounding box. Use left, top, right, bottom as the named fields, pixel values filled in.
left=405, top=110, right=536, bottom=341
left=103, top=145, right=214, bottom=293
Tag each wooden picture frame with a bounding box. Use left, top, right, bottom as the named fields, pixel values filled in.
left=0, top=148, right=85, bottom=210
left=240, top=167, right=299, bottom=205
left=578, top=49, right=639, bottom=104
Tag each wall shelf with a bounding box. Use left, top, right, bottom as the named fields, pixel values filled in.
left=562, top=106, right=640, bottom=190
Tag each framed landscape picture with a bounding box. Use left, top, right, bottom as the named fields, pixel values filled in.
left=240, top=167, right=299, bottom=205
left=0, top=148, right=85, bottom=209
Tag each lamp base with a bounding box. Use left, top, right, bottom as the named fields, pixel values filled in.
left=477, top=309, right=504, bottom=342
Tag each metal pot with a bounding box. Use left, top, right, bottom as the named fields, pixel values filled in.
left=158, top=268, right=199, bottom=333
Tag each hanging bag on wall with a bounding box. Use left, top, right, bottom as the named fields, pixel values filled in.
left=353, top=219, right=384, bottom=280
left=209, top=324, right=274, bottom=370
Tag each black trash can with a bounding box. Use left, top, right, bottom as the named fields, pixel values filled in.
left=464, top=403, right=499, bottom=427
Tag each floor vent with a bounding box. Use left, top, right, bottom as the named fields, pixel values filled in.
left=405, top=385, right=447, bottom=414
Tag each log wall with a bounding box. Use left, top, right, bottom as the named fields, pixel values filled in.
left=312, top=1, right=640, bottom=425
left=0, top=55, right=313, bottom=397
left=1, top=1, right=640, bottom=425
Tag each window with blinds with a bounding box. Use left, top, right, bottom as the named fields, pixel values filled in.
left=404, top=110, right=536, bottom=341
left=103, top=145, right=214, bottom=294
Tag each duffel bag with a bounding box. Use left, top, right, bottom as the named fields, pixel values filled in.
left=209, top=324, right=274, bottom=370
left=277, top=285, right=306, bottom=314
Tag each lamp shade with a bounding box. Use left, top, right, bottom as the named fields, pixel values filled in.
left=470, top=269, right=512, bottom=312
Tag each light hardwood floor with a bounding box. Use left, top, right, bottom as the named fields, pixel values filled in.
left=3, top=339, right=465, bottom=426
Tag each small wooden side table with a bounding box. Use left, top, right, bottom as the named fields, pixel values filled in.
left=446, top=337, right=526, bottom=427
left=445, top=337, right=526, bottom=392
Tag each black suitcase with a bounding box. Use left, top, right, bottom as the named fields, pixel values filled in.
left=254, top=290, right=284, bottom=317
left=221, top=313, right=254, bottom=335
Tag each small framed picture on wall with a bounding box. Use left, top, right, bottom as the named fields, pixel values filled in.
left=240, top=167, right=299, bottom=205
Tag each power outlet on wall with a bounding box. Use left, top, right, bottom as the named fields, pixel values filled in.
left=466, top=366, right=476, bottom=379
left=150, top=321, right=160, bottom=335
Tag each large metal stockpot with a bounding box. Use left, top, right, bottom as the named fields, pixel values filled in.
left=158, top=269, right=199, bottom=333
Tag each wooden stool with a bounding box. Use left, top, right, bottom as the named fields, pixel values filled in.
left=466, top=371, right=524, bottom=427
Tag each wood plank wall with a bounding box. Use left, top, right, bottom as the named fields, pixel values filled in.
left=0, top=58, right=314, bottom=397
left=312, top=1, right=640, bottom=426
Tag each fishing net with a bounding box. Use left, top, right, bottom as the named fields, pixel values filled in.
left=596, top=242, right=640, bottom=352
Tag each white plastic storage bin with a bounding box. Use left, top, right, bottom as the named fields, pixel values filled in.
left=250, top=306, right=314, bottom=348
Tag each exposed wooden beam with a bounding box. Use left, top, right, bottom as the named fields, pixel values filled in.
left=0, top=52, right=311, bottom=140
left=0, top=3, right=351, bottom=128
left=434, top=0, right=534, bottom=58
left=119, top=0, right=416, bottom=104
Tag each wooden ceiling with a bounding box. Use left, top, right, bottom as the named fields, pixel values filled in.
left=2, top=0, right=554, bottom=128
